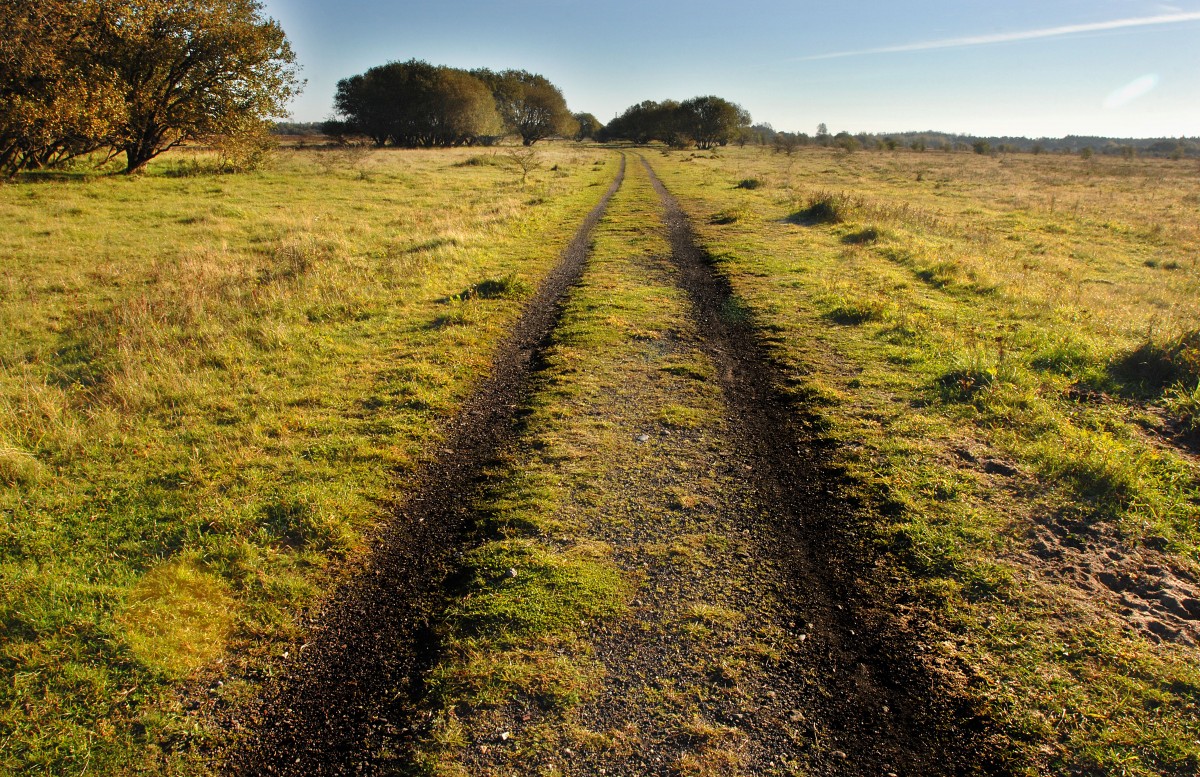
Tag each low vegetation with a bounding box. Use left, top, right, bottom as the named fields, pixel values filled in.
left=0, top=144, right=618, bottom=774
left=654, top=145, right=1200, bottom=775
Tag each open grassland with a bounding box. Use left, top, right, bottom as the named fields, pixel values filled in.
left=0, top=144, right=618, bottom=775
left=653, top=145, right=1200, bottom=775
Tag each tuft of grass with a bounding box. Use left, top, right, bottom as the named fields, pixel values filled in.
left=709, top=207, right=747, bottom=225
left=0, top=445, right=44, bottom=485
left=734, top=178, right=764, bottom=190
left=454, top=154, right=504, bottom=167
left=787, top=191, right=857, bottom=225
left=1110, top=328, right=1200, bottom=394
left=451, top=273, right=532, bottom=302
left=841, top=226, right=881, bottom=244
left=1164, top=381, right=1200, bottom=432
left=823, top=295, right=887, bottom=325
left=1030, top=336, right=1096, bottom=375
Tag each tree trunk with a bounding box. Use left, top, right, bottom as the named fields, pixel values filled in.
left=123, top=144, right=155, bottom=174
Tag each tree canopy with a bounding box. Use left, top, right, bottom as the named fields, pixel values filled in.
left=470, top=69, right=577, bottom=145
left=601, top=96, right=750, bottom=149
left=0, top=0, right=122, bottom=175
left=330, top=63, right=578, bottom=147
left=328, top=60, right=500, bottom=147
left=102, top=0, right=301, bottom=173
left=1, top=0, right=300, bottom=175
left=572, top=112, right=603, bottom=141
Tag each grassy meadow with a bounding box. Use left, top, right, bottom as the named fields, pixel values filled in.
left=652, top=145, right=1200, bottom=775
left=3, top=137, right=1199, bottom=777
left=0, top=144, right=619, bottom=774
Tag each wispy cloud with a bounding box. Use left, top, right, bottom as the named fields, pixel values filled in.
left=800, top=12, right=1200, bottom=61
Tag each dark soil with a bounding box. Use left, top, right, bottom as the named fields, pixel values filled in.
left=222, top=157, right=626, bottom=776
left=640, top=156, right=1000, bottom=776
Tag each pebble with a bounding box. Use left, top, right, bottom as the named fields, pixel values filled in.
left=636, top=434, right=650, bottom=442
left=832, top=750, right=847, bottom=760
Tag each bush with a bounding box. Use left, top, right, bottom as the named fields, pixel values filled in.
left=735, top=178, right=764, bottom=189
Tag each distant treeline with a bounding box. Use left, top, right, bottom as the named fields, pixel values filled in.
left=275, top=117, right=1196, bottom=159
left=598, top=97, right=751, bottom=149
left=746, top=124, right=1200, bottom=158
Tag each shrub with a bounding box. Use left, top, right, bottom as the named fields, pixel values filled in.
left=735, top=178, right=763, bottom=189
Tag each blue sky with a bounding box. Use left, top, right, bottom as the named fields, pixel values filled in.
left=261, top=0, right=1200, bottom=138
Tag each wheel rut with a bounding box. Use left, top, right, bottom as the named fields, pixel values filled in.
left=223, top=155, right=626, bottom=776
left=639, top=155, right=991, bottom=775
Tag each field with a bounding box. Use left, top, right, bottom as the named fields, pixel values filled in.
left=0, top=145, right=619, bottom=773
left=2, top=143, right=1199, bottom=776
left=655, top=145, right=1200, bottom=774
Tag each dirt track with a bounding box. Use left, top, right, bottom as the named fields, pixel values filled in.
left=224, top=156, right=626, bottom=775
left=224, top=152, right=998, bottom=775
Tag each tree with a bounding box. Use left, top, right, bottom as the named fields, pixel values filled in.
left=0, top=0, right=123, bottom=176
left=472, top=69, right=576, bottom=145
left=330, top=60, right=500, bottom=148
left=97, top=0, right=301, bottom=173
left=773, top=132, right=801, bottom=155
left=678, top=95, right=750, bottom=150
left=601, top=100, right=681, bottom=145
left=432, top=68, right=503, bottom=145
left=572, top=112, right=602, bottom=141
left=602, top=97, right=747, bottom=149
